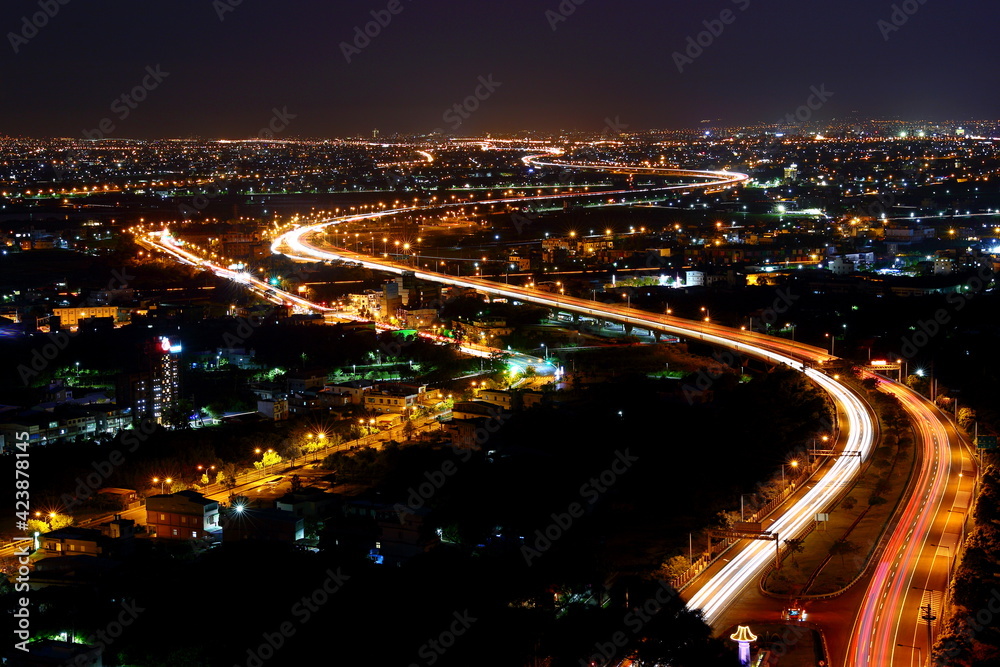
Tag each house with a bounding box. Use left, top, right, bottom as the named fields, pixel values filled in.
left=96, top=488, right=138, bottom=509
left=316, top=388, right=351, bottom=409
left=145, top=490, right=220, bottom=540
left=287, top=373, right=327, bottom=394
left=402, top=308, right=439, bottom=330
left=324, top=379, right=374, bottom=405
left=443, top=417, right=490, bottom=450
left=276, top=489, right=340, bottom=517
left=477, top=389, right=513, bottom=409
left=373, top=511, right=440, bottom=567
left=464, top=318, right=514, bottom=344
left=41, top=528, right=106, bottom=557
left=222, top=507, right=305, bottom=543
left=257, top=398, right=289, bottom=421
left=41, top=518, right=134, bottom=559
left=451, top=401, right=509, bottom=421
left=364, top=384, right=421, bottom=414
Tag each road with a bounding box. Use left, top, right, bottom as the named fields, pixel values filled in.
left=146, top=149, right=967, bottom=660
left=273, top=213, right=882, bottom=633
left=136, top=230, right=557, bottom=377
left=845, top=376, right=975, bottom=667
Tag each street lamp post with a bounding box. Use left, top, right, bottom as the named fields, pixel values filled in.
left=825, top=333, right=835, bottom=356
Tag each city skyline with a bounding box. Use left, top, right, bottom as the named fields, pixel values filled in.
left=3, top=0, right=999, bottom=138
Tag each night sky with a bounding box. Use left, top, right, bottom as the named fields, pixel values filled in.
left=3, top=0, right=999, bottom=138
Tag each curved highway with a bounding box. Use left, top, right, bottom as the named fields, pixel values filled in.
left=141, top=148, right=967, bottom=662
left=267, top=163, right=880, bottom=630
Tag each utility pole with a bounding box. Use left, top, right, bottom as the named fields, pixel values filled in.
left=922, top=602, right=937, bottom=663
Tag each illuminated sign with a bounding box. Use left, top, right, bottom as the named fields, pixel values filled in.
left=159, top=337, right=183, bottom=354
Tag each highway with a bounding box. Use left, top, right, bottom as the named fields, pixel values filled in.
left=136, top=230, right=556, bottom=375
left=145, top=149, right=967, bottom=661
left=270, top=208, right=882, bottom=632
left=845, top=376, right=975, bottom=667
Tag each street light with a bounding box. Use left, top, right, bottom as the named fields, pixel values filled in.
left=701, top=306, right=710, bottom=322
left=825, top=332, right=835, bottom=356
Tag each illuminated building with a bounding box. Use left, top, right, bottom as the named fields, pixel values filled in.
left=115, top=337, right=182, bottom=425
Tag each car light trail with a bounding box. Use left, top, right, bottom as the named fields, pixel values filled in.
left=846, top=378, right=953, bottom=667
left=271, top=191, right=876, bottom=635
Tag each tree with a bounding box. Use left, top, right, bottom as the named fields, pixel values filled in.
left=783, top=538, right=806, bottom=566
left=841, top=496, right=858, bottom=511
left=220, top=463, right=241, bottom=491
left=26, top=513, right=74, bottom=535
left=254, top=450, right=282, bottom=470
left=828, top=539, right=861, bottom=567
left=403, top=419, right=416, bottom=441
left=201, top=473, right=211, bottom=486
left=958, top=406, right=976, bottom=430
left=659, top=555, right=692, bottom=579
left=26, top=519, right=49, bottom=535
left=215, top=470, right=226, bottom=485
left=716, top=510, right=740, bottom=528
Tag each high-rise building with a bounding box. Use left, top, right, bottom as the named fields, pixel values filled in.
left=784, top=163, right=799, bottom=183
left=116, top=337, right=182, bottom=424
left=380, top=279, right=402, bottom=320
